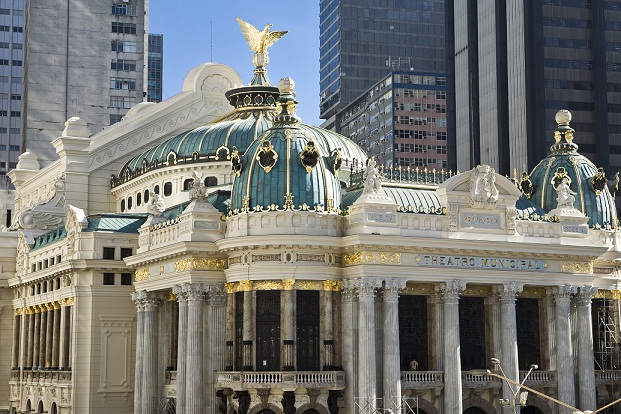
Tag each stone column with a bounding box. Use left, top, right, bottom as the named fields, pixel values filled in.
left=11, top=313, right=20, bottom=369
left=225, top=287, right=235, bottom=370
left=141, top=292, right=162, bottom=414
left=554, top=284, right=577, bottom=414
left=51, top=303, right=61, bottom=369
left=545, top=288, right=557, bottom=371
left=496, top=283, right=523, bottom=403
left=66, top=304, right=72, bottom=369
left=27, top=309, right=35, bottom=369
left=208, top=285, right=227, bottom=412
left=45, top=303, right=54, bottom=369
left=172, top=285, right=188, bottom=414
left=341, top=280, right=356, bottom=411
left=242, top=286, right=254, bottom=370
left=576, top=286, right=597, bottom=410
left=32, top=307, right=41, bottom=369
left=38, top=306, right=47, bottom=369
left=439, top=280, right=466, bottom=414
left=186, top=283, right=205, bottom=413
left=357, top=278, right=380, bottom=412
left=429, top=293, right=444, bottom=371
left=132, top=291, right=146, bottom=414
left=282, top=284, right=295, bottom=370
left=383, top=279, right=405, bottom=411
left=59, top=304, right=68, bottom=370
left=322, top=285, right=334, bottom=369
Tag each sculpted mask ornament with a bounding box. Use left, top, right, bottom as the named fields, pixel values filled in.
left=469, top=165, right=499, bottom=209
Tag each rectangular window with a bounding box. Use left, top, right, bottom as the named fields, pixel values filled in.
left=120, top=248, right=133, bottom=259
left=111, top=40, right=137, bottom=53
left=110, top=77, right=136, bottom=90
left=110, top=96, right=136, bottom=109
left=103, top=273, right=115, bottom=285
left=103, top=247, right=115, bottom=260
left=121, top=273, right=132, bottom=285
left=110, top=114, right=123, bottom=125
left=111, top=4, right=137, bottom=16
left=110, top=59, right=136, bottom=71
left=111, top=22, right=137, bottom=34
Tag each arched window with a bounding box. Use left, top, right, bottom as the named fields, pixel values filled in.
left=183, top=178, right=194, bottom=191
left=37, top=400, right=44, bottom=414
left=204, top=176, right=218, bottom=187
left=153, top=185, right=160, bottom=195
left=127, top=196, right=133, bottom=210
left=164, top=182, right=173, bottom=196
left=120, top=199, right=126, bottom=212
left=136, top=192, right=142, bottom=206
left=144, top=189, right=150, bottom=202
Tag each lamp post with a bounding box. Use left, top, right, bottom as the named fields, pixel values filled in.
left=468, top=368, right=621, bottom=414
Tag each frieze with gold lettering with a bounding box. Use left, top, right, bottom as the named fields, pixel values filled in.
left=415, top=255, right=547, bottom=271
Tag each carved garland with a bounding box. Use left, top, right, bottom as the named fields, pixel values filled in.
left=343, top=251, right=401, bottom=266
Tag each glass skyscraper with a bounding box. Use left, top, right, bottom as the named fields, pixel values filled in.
left=450, top=0, right=621, bottom=176
left=319, top=0, right=446, bottom=124
left=147, top=34, right=163, bottom=103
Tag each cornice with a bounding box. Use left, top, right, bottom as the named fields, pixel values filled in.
left=215, top=235, right=342, bottom=253
left=127, top=241, right=220, bottom=267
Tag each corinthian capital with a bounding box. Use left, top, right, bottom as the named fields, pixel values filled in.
left=184, top=282, right=206, bottom=301
left=436, top=280, right=466, bottom=301
left=172, top=284, right=188, bottom=302
left=355, top=278, right=381, bottom=300
left=576, top=285, right=598, bottom=306
left=554, top=284, right=577, bottom=302
left=207, top=284, right=227, bottom=306
left=383, top=278, right=406, bottom=301
left=341, top=279, right=356, bottom=302
left=493, top=282, right=524, bottom=303
left=132, top=290, right=148, bottom=308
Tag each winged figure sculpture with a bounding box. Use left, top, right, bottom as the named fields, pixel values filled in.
left=236, top=17, right=288, bottom=54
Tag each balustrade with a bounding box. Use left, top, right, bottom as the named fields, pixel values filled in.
left=214, top=370, right=346, bottom=389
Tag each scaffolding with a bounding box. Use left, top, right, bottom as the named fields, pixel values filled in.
left=354, top=396, right=419, bottom=414
left=595, top=299, right=621, bottom=371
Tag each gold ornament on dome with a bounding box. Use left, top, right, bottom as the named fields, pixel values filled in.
left=257, top=140, right=278, bottom=173
left=231, top=146, right=242, bottom=177
left=300, top=140, right=320, bottom=172
left=236, top=17, right=288, bottom=54
left=343, top=251, right=401, bottom=266
left=135, top=268, right=150, bottom=281
left=561, top=261, right=593, bottom=274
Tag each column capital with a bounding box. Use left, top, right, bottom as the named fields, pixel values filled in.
left=341, top=279, right=356, bottom=302
left=207, top=284, right=227, bottom=306
left=355, top=278, right=382, bottom=300
left=576, top=286, right=598, bottom=306
left=436, top=280, right=466, bottom=302
left=143, top=291, right=166, bottom=311
left=383, top=278, right=406, bottom=301
left=172, top=284, right=189, bottom=302
left=553, top=284, right=577, bottom=302
left=493, top=282, right=524, bottom=303
left=184, top=282, right=207, bottom=302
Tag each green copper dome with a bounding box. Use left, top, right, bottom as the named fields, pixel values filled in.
left=229, top=78, right=366, bottom=214
left=518, top=110, right=619, bottom=228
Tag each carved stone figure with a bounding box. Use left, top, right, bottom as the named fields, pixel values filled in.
left=470, top=165, right=499, bottom=204
left=555, top=176, right=576, bottom=208
left=233, top=391, right=250, bottom=414
left=147, top=191, right=165, bottom=216
left=190, top=170, right=206, bottom=200
left=281, top=391, right=296, bottom=414
left=363, top=157, right=382, bottom=194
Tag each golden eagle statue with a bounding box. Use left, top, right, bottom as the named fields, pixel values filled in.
left=236, top=17, right=288, bottom=54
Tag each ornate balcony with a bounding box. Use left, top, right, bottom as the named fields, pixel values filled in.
left=520, top=370, right=556, bottom=387
left=595, top=370, right=621, bottom=385
left=461, top=371, right=502, bottom=389
left=215, top=371, right=346, bottom=390
left=10, top=369, right=72, bottom=385
left=401, top=371, right=444, bottom=391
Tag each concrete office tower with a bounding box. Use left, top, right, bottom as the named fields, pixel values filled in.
left=146, top=33, right=163, bottom=104
left=319, top=0, right=446, bottom=128
left=22, top=0, right=148, bottom=168
left=449, top=0, right=621, bottom=176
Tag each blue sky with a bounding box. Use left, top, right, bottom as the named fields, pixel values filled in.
left=149, top=1, right=322, bottom=125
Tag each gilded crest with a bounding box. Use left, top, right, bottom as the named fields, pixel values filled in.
left=300, top=140, right=319, bottom=172
left=257, top=140, right=278, bottom=173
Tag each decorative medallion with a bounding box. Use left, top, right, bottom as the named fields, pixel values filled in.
left=256, top=140, right=278, bottom=172
left=300, top=140, right=320, bottom=172
left=520, top=172, right=534, bottom=199
left=331, top=148, right=343, bottom=176
left=551, top=167, right=569, bottom=189
left=215, top=145, right=231, bottom=161
left=590, top=167, right=607, bottom=196
left=231, top=146, right=242, bottom=176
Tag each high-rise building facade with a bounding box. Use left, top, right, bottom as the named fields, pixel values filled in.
left=0, top=0, right=24, bottom=175
left=20, top=0, right=148, bottom=170
left=340, top=71, right=448, bottom=169
left=147, top=33, right=163, bottom=103
left=450, top=0, right=621, bottom=176
left=319, top=0, right=446, bottom=124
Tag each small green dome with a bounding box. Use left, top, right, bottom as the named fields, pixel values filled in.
left=229, top=79, right=366, bottom=214
left=519, top=110, right=618, bottom=228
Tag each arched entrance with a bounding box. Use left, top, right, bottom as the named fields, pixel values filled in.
left=50, top=403, right=58, bottom=414
left=37, top=400, right=44, bottom=414
left=521, top=406, right=544, bottom=414
left=464, top=408, right=486, bottom=414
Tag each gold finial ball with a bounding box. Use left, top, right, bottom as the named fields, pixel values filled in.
left=555, top=109, right=572, bottom=126
left=278, top=77, right=295, bottom=95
